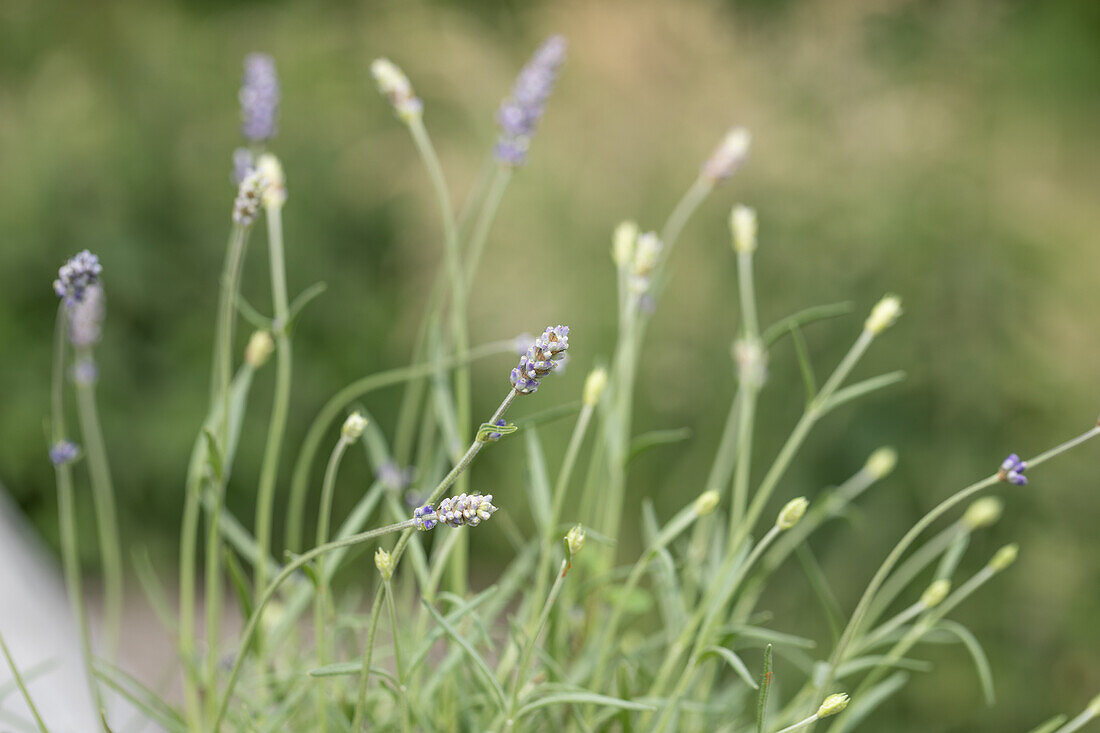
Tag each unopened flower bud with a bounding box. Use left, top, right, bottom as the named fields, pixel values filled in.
left=374, top=548, right=394, bottom=580
left=371, top=58, right=422, bottom=122
left=989, top=544, right=1018, bottom=572
left=730, top=205, right=757, bottom=253
left=777, top=497, right=809, bottom=530
left=612, top=221, right=638, bottom=268
left=232, top=169, right=269, bottom=226
left=341, top=412, right=368, bottom=441
left=864, top=447, right=898, bottom=480
left=920, top=579, right=951, bottom=609
left=864, top=295, right=902, bottom=336
left=566, top=524, right=585, bottom=555
left=583, top=367, right=608, bottom=406
left=256, top=153, right=286, bottom=208
left=702, top=126, right=751, bottom=184
left=245, top=331, right=274, bottom=368
left=629, top=232, right=663, bottom=294
left=962, top=497, right=1003, bottom=530
left=693, top=490, right=720, bottom=517
left=817, top=693, right=850, bottom=719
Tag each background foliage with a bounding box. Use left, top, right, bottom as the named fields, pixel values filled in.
left=1, top=0, right=1098, bottom=729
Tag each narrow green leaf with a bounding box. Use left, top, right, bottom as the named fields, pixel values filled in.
left=830, top=671, right=908, bottom=733
left=1026, top=714, right=1068, bottom=733
left=762, top=301, right=854, bottom=346
left=513, top=400, right=583, bottom=428
left=755, top=644, right=773, bottom=733
left=308, top=662, right=397, bottom=686
left=284, top=281, right=327, bottom=333
left=795, top=544, right=844, bottom=644
left=407, top=586, right=497, bottom=676
left=935, top=532, right=970, bottom=582
left=202, top=428, right=223, bottom=480
left=222, top=548, right=254, bottom=621
left=935, top=620, right=996, bottom=706
left=835, top=654, right=933, bottom=678
left=0, top=633, right=49, bottom=733
left=131, top=546, right=178, bottom=635
left=788, top=324, right=817, bottom=404
left=93, top=661, right=186, bottom=733
left=234, top=293, right=272, bottom=330
left=516, top=692, right=655, bottom=719
left=820, top=371, right=906, bottom=413
left=423, top=600, right=508, bottom=711
left=701, top=646, right=759, bottom=690
left=524, top=427, right=553, bottom=536
left=628, top=427, right=693, bottom=463
left=726, top=624, right=817, bottom=650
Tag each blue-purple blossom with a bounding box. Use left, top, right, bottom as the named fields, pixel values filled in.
left=240, top=54, right=279, bottom=142
left=232, top=147, right=255, bottom=184
left=511, top=324, right=570, bottom=394
left=495, top=35, right=567, bottom=166
left=49, top=440, right=80, bottom=466
left=414, top=493, right=499, bottom=530
left=53, top=250, right=102, bottom=308
left=68, top=284, right=104, bottom=347
left=413, top=503, right=437, bottom=531
left=999, top=453, right=1028, bottom=485
left=485, top=419, right=507, bottom=442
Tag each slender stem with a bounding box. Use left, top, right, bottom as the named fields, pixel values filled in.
left=0, top=632, right=49, bottom=733
left=507, top=559, right=571, bottom=726
left=1054, top=707, right=1099, bottom=733
left=72, top=351, right=123, bottom=661
left=462, top=165, right=512, bottom=288
left=178, top=473, right=204, bottom=726
left=50, top=307, right=105, bottom=728
left=730, top=388, right=758, bottom=531
left=385, top=578, right=412, bottom=733
left=775, top=713, right=821, bottom=733
left=351, top=587, right=386, bottom=731
left=814, top=425, right=1100, bottom=712
left=213, top=520, right=416, bottom=728
left=737, top=250, right=760, bottom=338
left=658, top=177, right=713, bottom=271
left=254, top=202, right=293, bottom=606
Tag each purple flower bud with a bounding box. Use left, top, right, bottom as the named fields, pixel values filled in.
left=486, top=419, right=507, bottom=442
left=240, top=54, right=279, bottom=142
left=510, top=324, right=570, bottom=395
left=53, top=250, right=102, bottom=308
left=436, top=493, right=498, bottom=528
left=494, top=36, right=567, bottom=166
left=999, top=453, right=1028, bottom=485
left=49, top=441, right=80, bottom=466
left=413, top=503, right=437, bottom=531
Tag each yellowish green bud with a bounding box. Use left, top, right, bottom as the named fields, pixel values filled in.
left=565, top=524, right=585, bottom=556
left=920, top=579, right=951, bottom=609
left=817, top=693, right=850, bottom=718
left=341, top=412, right=368, bottom=441
left=963, top=497, right=1003, bottom=530
left=989, top=543, right=1018, bottom=572
left=864, top=447, right=898, bottom=479
left=730, top=204, right=757, bottom=253
left=693, top=490, right=720, bottom=517
left=777, top=497, right=809, bottom=530
left=245, top=330, right=274, bottom=368
left=612, top=220, right=638, bottom=268
left=864, top=295, right=903, bottom=335
left=584, top=367, right=608, bottom=406
left=374, top=547, right=394, bottom=580
left=256, top=153, right=286, bottom=208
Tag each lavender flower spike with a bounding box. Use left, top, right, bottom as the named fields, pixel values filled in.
left=240, top=53, right=279, bottom=142
left=49, top=440, right=80, bottom=466
left=495, top=35, right=568, bottom=166
left=53, top=250, right=102, bottom=308
left=232, top=169, right=269, bottom=226
left=701, top=126, right=751, bottom=185
left=68, top=284, right=105, bottom=347
left=999, top=453, right=1028, bottom=485
left=511, top=324, right=570, bottom=394
left=413, top=493, right=498, bottom=530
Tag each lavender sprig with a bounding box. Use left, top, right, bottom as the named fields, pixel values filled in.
left=240, top=53, right=279, bottom=142
left=510, top=324, right=570, bottom=394
left=999, top=453, right=1028, bottom=485
left=53, top=250, right=102, bottom=308
left=495, top=35, right=568, bottom=166
left=413, top=493, right=498, bottom=530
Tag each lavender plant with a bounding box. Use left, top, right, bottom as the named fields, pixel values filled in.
left=23, top=36, right=1100, bottom=733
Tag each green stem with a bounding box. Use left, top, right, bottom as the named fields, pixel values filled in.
left=776, top=713, right=822, bottom=733
left=351, top=587, right=386, bottom=731
left=462, top=165, right=512, bottom=289
left=385, top=578, right=412, bottom=733
left=72, top=350, right=123, bottom=661
left=254, top=202, right=293, bottom=609
left=506, top=559, right=571, bottom=727
left=0, top=632, right=49, bottom=733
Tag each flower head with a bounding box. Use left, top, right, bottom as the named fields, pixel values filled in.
left=565, top=524, right=585, bottom=555
left=485, top=419, right=508, bottom=442
left=374, top=548, right=394, bottom=580
left=256, top=153, right=287, bottom=208
left=414, top=493, right=498, bottom=530
left=864, top=295, right=902, bottom=336
left=245, top=331, right=274, bottom=368
left=730, top=204, right=757, bottom=253
left=49, top=440, right=80, bottom=466
left=998, top=453, right=1027, bottom=485
left=963, top=497, right=1003, bottom=530
left=53, top=250, right=102, bottom=308
left=341, top=412, right=368, bottom=442
left=495, top=35, right=568, bottom=166
left=232, top=169, right=269, bottom=226
left=240, top=53, right=279, bottom=142
left=701, top=126, right=751, bottom=184
left=511, top=324, right=570, bottom=394
left=68, top=284, right=105, bottom=347
left=989, top=543, right=1018, bottom=572
left=864, top=447, right=898, bottom=480
left=817, top=693, right=850, bottom=719
left=920, top=579, right=951, bottom=609
left=777, top=497, right=809, bottom=530
left=371, top=58, right=422, bottom=122
left=693, top=490, right=720, bottom=517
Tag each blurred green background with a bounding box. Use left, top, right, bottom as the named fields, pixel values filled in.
left=1, top=0, right=1098, bottom=729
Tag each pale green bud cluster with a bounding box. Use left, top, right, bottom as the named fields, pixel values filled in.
left=777, top=497, right=809, bottom=530
left=730, top=204, right=757, bottom=253
left=920, top=579, right=951, bottom=609
left=989, top=544, right=1018, bottom=572
left=584, top=367, right=608, bottom=406
left=374, top=547, right=394, bottom=580
left=864, top=447, right=897, bottom=480
left=817, top=693, right=850, bottom=718
left=371, top=58, right=422, bottom=122
left=864, top=295, right=903, bottom=336
left=256, top=153, right=286, bottom=208
left=566, top=524, right=585, bottom=555
left=612, top=220, right=638, bottom=269
left=693, top=490, right=720, bottom=517
left=245, top=330, right=274, bottom=368
left=963, top=497, right=1003, bottom=530
left=341, top=412, right=368, bottom=441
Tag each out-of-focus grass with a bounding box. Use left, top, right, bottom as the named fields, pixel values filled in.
left=1, top=0, right=1098, bottom=728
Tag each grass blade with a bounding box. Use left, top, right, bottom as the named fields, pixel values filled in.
left=422, top=599, right=508, bottom=711
left=700, top=646, right=759, bottom=690
left=935, top=620, right=995, bottom=705
left=820, top=371, right=906, bottom=413
left=516, top=692, right=655, bottom=719
left=524, top=426, right=553, bottom=536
